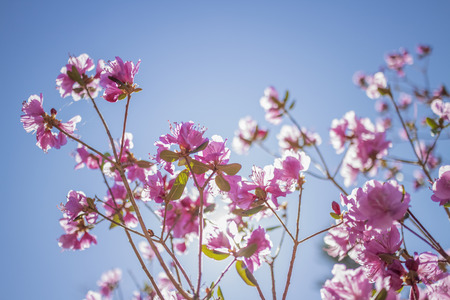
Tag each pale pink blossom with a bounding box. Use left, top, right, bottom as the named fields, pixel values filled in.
left=366, top=72, right=388, bottom=99
left=98, top=268, right=122, bottom=299
left=320, top=265, right=372, bottom=300
left=416, top=44, right=432, bottom=59
left=260, top=86, right=283, bottom=124
left=84, top=291, right=102, bottom=300
left=431, top=165, right=450, bottom=206
left=59, top=190, right=97, bottom=223
left=58, top=217, right=97, bottom=250
left=414, top=252, right=446, bottom=284
left=103, top=184, right=138, bottom=228
left=431, top=99, right=450, bottom=121
left=426, top=274, right=450, bottom=300
left=100, top=57, right=141, bottom=102
left=385, top=48, right=413, bottom=77
left=232, top=116, right=268, bottom=154
left=398, top=93, right=412, bottom=109
left=247, top=165, right=286, bottom=208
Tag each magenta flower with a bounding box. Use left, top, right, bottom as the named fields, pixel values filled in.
left=416, top=44, right=432, bottom=59
left=247, top=165, right=286, bottom=208
left=431, top=165, right=450, bottom=206
left=58, top=217, right=97, bottom=251
left=205, top=227, right=233, bottom=253
left=426, top=275, right=450, bottom=300
left=103, top=184, right=138, bottom=228
left=353, top=180, right=410, bottom=230
left=414, top=252, right=446, bottom=284
left=323, top=223, right=352, bottom=261
left=97, top=268, right=122, bottom=299
left=232, top=116, right=268, bottom=154
left=56, top=53, right=101, bottom=100
left=196, top=135, right=230, bottom=166
left=260, top=86, right=283, bottom=124
left=21, top=94, right=81, bottom=152
left=431, top=99, right=450, bottom=122
left=142, top=170, right=172, bottom=203
left=242, top=226, right=272, bottom=273
left=100, top=56, right=141, bottom=102
left=320, top=265, right=372, bottom=300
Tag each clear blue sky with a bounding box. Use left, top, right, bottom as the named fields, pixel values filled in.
left=2, top=1, right=450, bottom=299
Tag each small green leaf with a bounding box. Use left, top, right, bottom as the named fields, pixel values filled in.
left=426, top=117, right=439, bottom=130
left=372, top=288, right=387, bottom=300
left=255, top=187, right=266, bottom=200
left=217, top=286, right=224, bottom=300
left=236, top=243, right=258, bottom=258
left=235, top=261, right=257, bottom=286
left=190, top=140, right=209, bottom=154
left=134, top=88, right=142, bottom=92
left=160, top=150, right=179, bottom=163
left=118, top=93, right=127, bottom=100
left=67, top=65, right=82, bottom=84
left=202, top=245, right=230, bottom=261
left=109, top=214, right=121, bottom=229
left=241, top=205, right=265, bottom=217
left=283, top=90, right=289, bottom=103
left=204, top=203, right=216, bottom=213
left=167, top=170, right=189, bottom=200
left=136, top=160, right=153, bottom=168
left=190, top=159, right=211, bottom=174
left=215, top=174, right=231, bottom=192
left=289, top=100, right=295, bottom=110
left=265, top=225, right=281, bottom=232
left=217, top=163, right=242, bottom=176
left=378, top=87, right=391, bottom=97
left=330, top=212, right=341, bottom=220
left=444, top=202, right=450, bottom=208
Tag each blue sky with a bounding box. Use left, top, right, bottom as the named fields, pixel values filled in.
left=2, top=1, right=450, bottom=299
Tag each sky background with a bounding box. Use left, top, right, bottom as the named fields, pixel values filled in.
left=2, top=1, right=450, bottom=299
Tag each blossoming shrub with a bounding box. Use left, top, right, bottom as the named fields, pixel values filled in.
left=21, top=46, right=450, bottom=300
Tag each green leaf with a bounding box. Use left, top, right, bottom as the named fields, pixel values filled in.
left=215, top=174, right=231, bottom=192
left=118, top=93, right=127, bottom=100
left=109, top=214, right=121, bottom=229
left=241, top=205, right=265, bottom=217
left=444, top=202, right=450, bottom=208
left=202, top=245, right=230, bottom=261
left=236, top=243, right=258, bottom=258
left=190, top=159, right=211, bottom=174
left=255, top=187, right=266, bottom=200
left=217, top=163, right=242, bottom=176
left=426, top=117, right=439, bottom=130
left=160, top=150, right=179, bottom=163
left=283, top=90, right=289, bottom=103
left=167, top=170, right=189, bottom=200
left=288, top=99, right=295, bottom=110
left=136, top=160, right=153, bottom=168
left=204, top=203, right=216, bottom=213
left=134, top=88, right=142, bottom=92
left=372, top=288, right=387, bottom=300
left=265, top=225, right=281, bottom=232
left=190, top=140, right=209, bottom=154
left=67, top=65, right=82, bottom=84
left=217, top=286, right=224, bottom=300
left=235, top=260, right=257, bottom=286
left=330, top=212, right=341, bottom=220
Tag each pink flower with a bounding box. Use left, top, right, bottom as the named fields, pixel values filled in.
left=247, top=165, right=286, bottom=208
left=100, top=57, right=141, bottom=102
left=352, top=180, right=410, bottom=231
left=277, top=125, right=321, bottom=152
left=205, top=228, right=233, bottom=253
left=426, top=275, right=450, bottom=300
left=273, top=150, right=310, bottom=191
left=58, top=217, right=97, bottom=251
left=398, top=93, right=412, bottom=109
left=260, top=86, right=283, bottom=124
left=366, top=72, right=388, bottom=99
left=98, top=268, right=122, bottom=299
left=323, top=223, right=352, bottom=261
left=73, top=144, right=101, bottom=170
left=56, top=53, right=101, bottom=100
left=142, top=170, right=173, bottom=203
left=242, top=226, right=272, bottom=273
left=385, top=48, right=413, bottom=77
left=196, top=135, right=230, bottom=166
left=138, top=241, right=164, bottom=261
left=21, top=94, right=81, bottom=152
left=375, top=99, right=389, bottom=113
left=232, top=116, right=268, bottom=154
left=414, top=252, right=446, bottom=284
left=416, top=44, right=432, bottom=59
left=59, top=190, right=97, bottom=223
left=431, top=99, right=450, bottom=122
left=84, top=291, right=102, bottom=300
left=431, top=165, right=450, bottom=206
left=353, top=71, right=368, bottom=89
left=320, top=265, right=372, bottom=300
left=103, top=184, right=138, bottom=228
